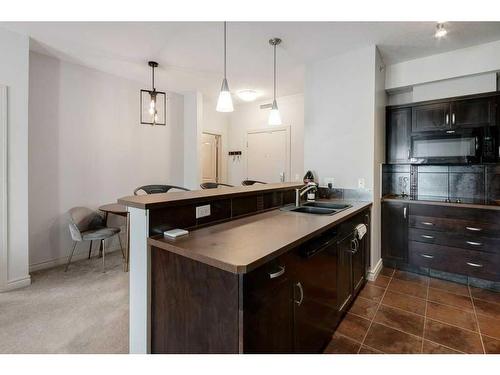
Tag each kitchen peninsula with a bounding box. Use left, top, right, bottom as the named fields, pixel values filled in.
left=118, top=183, right=372, bottom=353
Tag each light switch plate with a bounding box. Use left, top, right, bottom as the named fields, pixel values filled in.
left=196, top=204, right=211, bottom=218
left=358, top=178, right=365, bottom=189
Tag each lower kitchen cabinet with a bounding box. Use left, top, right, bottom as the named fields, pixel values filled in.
left=382, top=201, right=408, bottom=263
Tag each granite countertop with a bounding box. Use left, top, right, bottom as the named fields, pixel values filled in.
left=118, top=182, right=303, bottom=209
left=382, top=194, right=500, bottom=211
left=148, top=200, right=372, bottom=274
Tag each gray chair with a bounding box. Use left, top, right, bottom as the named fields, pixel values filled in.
left=200, top=182, right=234, bottom=189
left=133, top=184, right=190, bottom=195
left=66, top=207, right=123, bottom=272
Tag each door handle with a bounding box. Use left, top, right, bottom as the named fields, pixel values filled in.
left=421, top=235, right=434, bottom=239
left=466, top=262, right=483, bottom=268
left=445, top=114, right=449, bottom=125
left=465, top=227, right=482, bottom=232
left=295, top=282, right=304, bottom=306
left=452, top=113, right=456, bottom=125
left=466, top=241, right=482, bottom=246
left=421, top=222, right=434, bottom=226
left=349, top=238, right=359, bottom=254
left=269, top=265, right=285, bottom=279
left=420, top=253, right=434, bottom=259
left=403, top=207, right=407, bottom=219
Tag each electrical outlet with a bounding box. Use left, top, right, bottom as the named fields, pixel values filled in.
left=358, top=178, right=365, bottom=189
left=195, top=204, right=211, bottom=218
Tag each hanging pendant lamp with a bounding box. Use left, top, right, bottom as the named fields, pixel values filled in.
left=268, top=38, right=282, bottom=125
left=216, top=21, right=234, bottom=112
left=140, top=61, right=166, bottom=126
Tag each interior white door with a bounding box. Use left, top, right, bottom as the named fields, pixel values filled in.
left=201, top=133, right=218, bottom=183
left=247, top=128, right=290, bottom=183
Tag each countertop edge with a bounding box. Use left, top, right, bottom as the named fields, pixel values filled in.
left=148, top=201, right=372, bottom=274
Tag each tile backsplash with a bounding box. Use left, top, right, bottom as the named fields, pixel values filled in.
left=382, top=164, right=500, bottom=204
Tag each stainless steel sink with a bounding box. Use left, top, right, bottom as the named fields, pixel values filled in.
left=303, top=202, right=352, bottom=210
left=286, top=206, right=337, bottom=215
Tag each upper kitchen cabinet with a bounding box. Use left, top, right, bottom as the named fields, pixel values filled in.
left=450, top=97, right=496, bottom=128
left=411, top=102, right=450, bottom=132
left=387, top=107, right=411, bottom=163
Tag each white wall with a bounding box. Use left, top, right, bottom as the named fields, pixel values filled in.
left=201, top=97, right=230, bottom=183
left=304, top=46, right=376, bottom=189
left=183, top=91, right=203, bottom=190
left=0, top=28, right=30, bottom=291
left=28, top=52, right=184, bottom=270
left=227, top=94, right=304, bottom=186
left=386, top=39, right=500, bottom=90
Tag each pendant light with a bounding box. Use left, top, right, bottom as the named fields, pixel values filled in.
left=268, top=38, right=282, bottom=125
left=216, top=22, right=234, bottom=112
left=140, top=61, right=166, bottom=126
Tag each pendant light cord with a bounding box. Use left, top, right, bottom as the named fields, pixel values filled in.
left=151, top=65, right=155, bottom=91
left=273, top=43, right=277, bottom=101
left=224, top=21, right=227, bottom=79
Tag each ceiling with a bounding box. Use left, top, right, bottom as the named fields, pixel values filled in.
left=3, top=21, right=500, bottom=103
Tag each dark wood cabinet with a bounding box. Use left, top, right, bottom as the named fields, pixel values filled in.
left=336, top=234, right=353, bottom=313
left=382, top=201, right=408, bottom=263
left=386, top=108, right=411, bottom=163
left=451, top=97, right=496, bottom=128
left=412, top=102, right=450, bottom=132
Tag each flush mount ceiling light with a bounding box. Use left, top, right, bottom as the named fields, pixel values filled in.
left=237, top=90, right=259, bottom=102
left=435, top=23, right=448, bottom=39
left=268, top=37, right=282, bottom=126
left=216, top=21, right=234, bottom=112
left=140, top=61, right=166, bottom=126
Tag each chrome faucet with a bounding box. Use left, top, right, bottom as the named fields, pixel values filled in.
left=295, top=183, right=318, bottom=207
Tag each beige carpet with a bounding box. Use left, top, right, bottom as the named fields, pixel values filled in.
left=0, top=251, right=128, bottom=353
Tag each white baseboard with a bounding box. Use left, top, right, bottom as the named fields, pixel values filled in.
left=367, top=258, right=383, bottom=281
left=29, top=244, right=123, bottom=273
left=0, top=275, right=31, bottom=292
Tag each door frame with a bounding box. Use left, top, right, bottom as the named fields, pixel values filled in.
left=0, top=85, right=8, bottom=289
left=201, top=131, right=222, bottom=183
left=245, top=125, right=291, bottom=182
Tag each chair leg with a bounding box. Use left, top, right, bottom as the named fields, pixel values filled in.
left=101, top=239, right=106, bottom=273
left=65, top=242, right=78, bottom=272
left=88, top=240, right=93, bottom=259
left=118, top=234, right=125, bottom=259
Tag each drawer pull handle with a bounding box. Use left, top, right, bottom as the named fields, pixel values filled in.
left=420, top=254, right=434, bottom=259
left=466, top=227, right=482, bottom=232
left=466, top=262, right=483, bottom=268
left=269, top=266, right=285, bottom=279
left=295, top=282, right=304, bottom=306
left=421, top=222, right=434, bottom=226
left=466, top=241, right=482, bottom=246
left=421, top=235, right=434, bottom=239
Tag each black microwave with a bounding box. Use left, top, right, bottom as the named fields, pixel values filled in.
left=409, top=126, right=498, bottom=164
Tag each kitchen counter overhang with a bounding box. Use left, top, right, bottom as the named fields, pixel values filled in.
left=148, top=200, right=372, bottom=274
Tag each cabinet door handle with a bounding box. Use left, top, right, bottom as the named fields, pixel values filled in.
left=403, top=207, right=407, bottom=219
left=421, top=222, right=434, bottom=226
left=466, top=227, right=482, bottom=232
left=452, top=113, right=456, bottom=125
left=466, top=262, right=483, bottom=268
left=269, top=265, right=285, bottom=279
left=445, top=114, right=449, bottom=125
left=420, top=253, right=434, bottom=259
left=295, top=282, right=304, bottom=306
left=407, top=149, right=410, bottom=159
left=421, top=235, right=434, bottom=239
left=466, top=241, right=482, bottom=246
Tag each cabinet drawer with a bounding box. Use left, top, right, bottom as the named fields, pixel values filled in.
left=409, top=228, right=500, bottom=254
left=409, top=241, right=500, bottom=281
left=409, top=204, right=500, bottom=226
left=409, top=214, right=500, bottom=236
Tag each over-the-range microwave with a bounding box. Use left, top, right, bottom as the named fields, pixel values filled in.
left=409, top=126, right=498, bottom=164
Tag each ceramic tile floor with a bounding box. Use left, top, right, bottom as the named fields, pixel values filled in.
left=324, top=267, right=500, bottom=354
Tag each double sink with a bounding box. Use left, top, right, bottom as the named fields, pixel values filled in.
left=281, top=201, right=352, bottom=215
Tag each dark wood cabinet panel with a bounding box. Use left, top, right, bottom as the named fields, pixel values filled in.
left=336, top=234, right=353, bottom=313
left=352, top=215, right=369, bottom=295
left=243, top=258, right=294, bottom=353
left=387, top=108, right=411, bottom=163
left=451, top=97, right=496, bottom=128
left=382, top=202, right=408, bottom=263
left=412, top=102, right=450, bottom=132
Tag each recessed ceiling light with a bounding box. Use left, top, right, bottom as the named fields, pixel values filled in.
left=435, top=23, right=448, bottom=39
left=237, top=90, right=259, bottom=102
